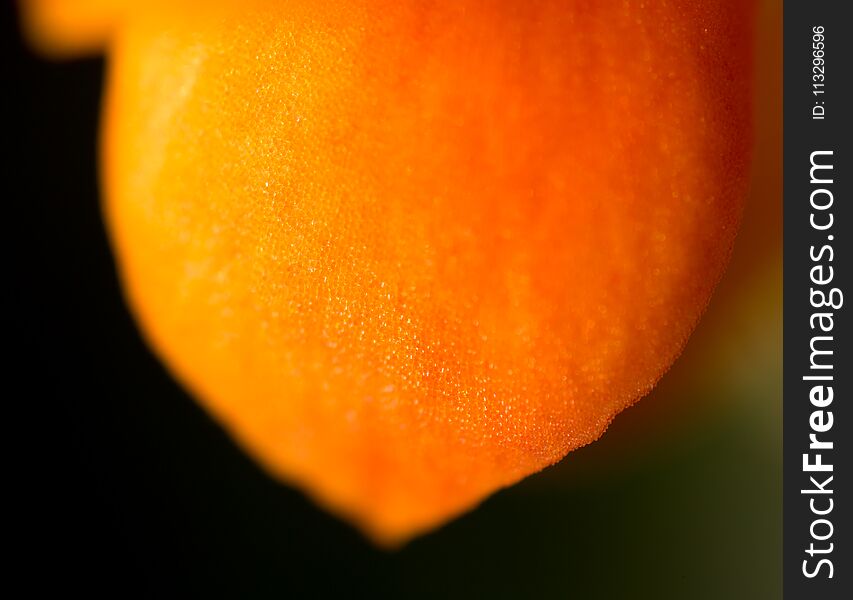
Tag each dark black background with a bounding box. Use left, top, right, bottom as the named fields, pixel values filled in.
left=6, top=3, right=783, bottom=598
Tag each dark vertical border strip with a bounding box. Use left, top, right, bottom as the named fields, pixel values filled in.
left=783, top=1, right=851, bottom=597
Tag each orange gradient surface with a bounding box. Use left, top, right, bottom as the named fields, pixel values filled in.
left=24, top=0, right=755, bottom=543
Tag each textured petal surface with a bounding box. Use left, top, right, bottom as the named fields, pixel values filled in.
left=28, top=0, right=755, bottom=543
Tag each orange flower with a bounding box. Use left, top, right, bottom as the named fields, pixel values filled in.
left=23, top=0, right=756, bottom=544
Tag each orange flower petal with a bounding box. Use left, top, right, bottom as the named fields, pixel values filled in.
left=21, top=0, right=128, bottom=56
left=26, top=0, right=755, bottom=543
